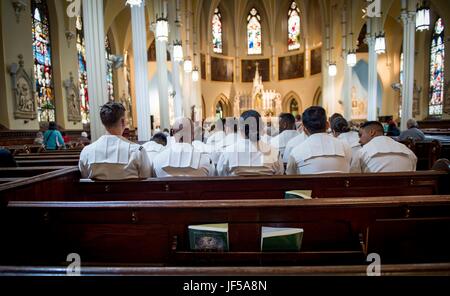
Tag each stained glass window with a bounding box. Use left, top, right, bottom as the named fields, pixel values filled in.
left=105, top=36, right=115, bottom=101
left=76, top=16, right=89, bottom=124
left=31, top=0, right=55, bottom=122
left=247, top=8, right=262, bottom=55
left=212, top=8, right=223, bottom=53
left=429, top=18, right=445, bottom=116
left=288, top=1, right=301, bottom=51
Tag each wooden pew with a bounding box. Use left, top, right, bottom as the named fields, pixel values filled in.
left=16, top=159, right=79, bottom=167
left=1, top=263, right=450, bottom=276
left=14, top=154, right=80, bottom=160
left=0, top=178, right=26, bottom=184
left=1, top=196, right=449, bottom=267
left=0, top=166, right=73, bottom=178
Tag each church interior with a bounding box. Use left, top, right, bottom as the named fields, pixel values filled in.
left=1, top=0, right=450, bottom=280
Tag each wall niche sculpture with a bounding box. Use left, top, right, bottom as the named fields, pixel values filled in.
left=9, top=55, right=37, bottom=120
left=64, top=72, right=82, bottom=122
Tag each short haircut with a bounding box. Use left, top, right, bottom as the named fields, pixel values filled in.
left=330, top=113, right=344, bottom=124
left=279, top=113, right=296, bottom=128
left=100, top=102, right=125, bottom=128
left=331, top=117, right=350, bottom=134
left=240, top=110, right=262, bottom=142
left=48, top=122, right=57, bottom=130
left=302, top=106, right=327, bottom=134
left=361, top=121, right=384, bottom=134
left=151, top=132, right=168, bottom=146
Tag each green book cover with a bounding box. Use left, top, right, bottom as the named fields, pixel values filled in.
left=284, top=190, right=313, bottom=199
left=261, top=227, right=303, bottom=252
left=188, top=223, right=229, bottom=251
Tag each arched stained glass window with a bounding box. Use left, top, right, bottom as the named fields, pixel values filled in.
left=76, top=16, right=89, bottom=124
left=429, top=18, right=445, bottom=116
left=288, top=1, right=301, bottom=51
left=105, top=36, right=115, bottom=101
left=31, top=0, right=55, bottom=122
left=212, top=8, right=223, bottom=54
left=247, top=8, right=262, bottom=55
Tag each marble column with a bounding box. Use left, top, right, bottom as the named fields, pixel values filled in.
left=400, top=0, right=416, bottom=129
left=82, top=0, right=108, bottom=141
left=367, top=18, right=378, bottom=121
left=171, top=0, right=183, bottom=119
left=131, top=4, right=152, bottom=140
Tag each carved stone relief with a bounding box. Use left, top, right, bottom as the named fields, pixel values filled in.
left=9, top=55, right=37, bottom=120
left=64, top=72, right=82, bottom=122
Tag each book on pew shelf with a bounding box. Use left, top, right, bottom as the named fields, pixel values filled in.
left=261, top=227, right=303, bottom=252
left=188, top=223, right=229, bottom=251
left=284, top=190, right=313, bottom=199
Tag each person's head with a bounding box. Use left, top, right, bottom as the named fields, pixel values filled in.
left=239, top=110, right=263, bottom=142
left=331, top=117, right=350, bottom=137
left=407, top=118, right=418, bottom=129
left=359, top=121, right=384, bottom=146
left=100, top=102, right=126, bottom=135
left=278, top=113, right=296, bottom=133
left=81, top=132, right=88, bottom=138
left=151, top=132, right=168, bottom=146
left=48, top=122, right=57, bottom=130
left=302, top=106, right=328, bottom=136
left=173, top=117, right=194, bottom=143
left=329, top=113, right=344, bottom=125
left=36, top=132, right=43, bottom=138
left=295, top=114, right=302, bottom=122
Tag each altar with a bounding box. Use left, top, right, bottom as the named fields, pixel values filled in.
left=233, top=63, right=282, bottom=120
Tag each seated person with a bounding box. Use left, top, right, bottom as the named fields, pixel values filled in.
left=79, top=102, right=152, bottom=180
left=33, top=132, right=44, bottom=145
left=270, top=113, right=300, bottom=160
left=283, top=131, right=308, bottom=163
left=43, top=122, right=65, bottom=150
left=206, top=119, right=226, bottom=145
left=331, top=117, right=361, bottom=155
left=0, top=148, right=17, bottom=167
left=350, top=121, right=417, bottom=173
left=386, top=119, right=401, bottom=137
left=286, top=106, right=352, bottom=175
left=217, top=110, right=284, bottom=176
left=153, top=118, right=215, bottom=177
left=398, top=119, right=426, bottom=141
left=143, top=132, right=167, bottom=162
left=79, top=131, right=91, bottom=147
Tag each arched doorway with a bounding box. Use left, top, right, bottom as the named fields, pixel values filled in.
left=213, top=94, right=232, bottom=119
left=216, top=101, right=224, bottom=119
left=282, top=91, right=302, bottom=116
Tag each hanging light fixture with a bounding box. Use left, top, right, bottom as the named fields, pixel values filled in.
left=155, top=15, right=169, bottom=42
left=192, top=67, right=199, bottom=82
left=184, top=57, right=193, bottom=73
left=375, top=33, right=386, bottom=54
left=173, top=41, right=183, bottom=62
left=416, top=3, right=430, bottom=31
left=347, top=50, right=357, bottom=67
left=126, top=0, right=143, bottom=7
left=328, top=62, right=337, bottom=77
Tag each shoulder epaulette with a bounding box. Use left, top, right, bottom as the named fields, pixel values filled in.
left=139, top=146, right=144, bottom=151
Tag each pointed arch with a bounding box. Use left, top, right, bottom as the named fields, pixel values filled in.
left=282, top=91, right=302, bottom=116
left=213, top=93, right=232, bottom=119
left=312, top=87, right=323, bottom=107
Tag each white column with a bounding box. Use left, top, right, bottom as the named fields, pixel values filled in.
left=343, top=63, right=353, bottom=119
left=171, top=0, right=183, bottom=119
left=367, top=18, right=378, bottom=121
left=82, top=0, right=108, bottom=141
left=400, top=1, right=416, bottom=130
left=131, top=4, right=152, bottom=141
left=156, top=40, right=170, bottom=130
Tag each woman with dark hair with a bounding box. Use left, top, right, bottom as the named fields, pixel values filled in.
left=331, top=117, right=361, bottom=155
left=217, top=110, right=284, bottom=176
left=43, top=122, right=65, bottom=150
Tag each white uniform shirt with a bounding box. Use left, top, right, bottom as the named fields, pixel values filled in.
left=350, top=136, right=417, bottom=173
left=337, top=131, right=362, bottom=156
left=206, top=131, right=226, bottom=145
left=153, top=142, right=215, bottom=177
left=286, top=133, right=352, bottom=175
left=270, top=130, right=300, bottom=160
left=79, top=135, right=152, bottom=180
left=283, top=132, right=308, bottom=163
left=143, top=141, right=166, bottom=164
left=217, top=138, right=284, bottom=176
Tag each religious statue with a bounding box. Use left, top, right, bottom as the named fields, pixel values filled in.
left=120, top=92, right=134, bottom=129
left=10, top=55, right=37, bottom=120
left=64, top=72, right=82, bottom=122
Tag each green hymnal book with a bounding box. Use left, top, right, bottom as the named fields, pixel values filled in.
left=261, top=227, right=303, bottom=252
left=188, top=223, right=229, bottom=251
left=284, top=190, right=313, bottom=199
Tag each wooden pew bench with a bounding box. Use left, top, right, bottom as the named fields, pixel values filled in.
left=0, top=178, right=26, bottom=184
left=1, top=196, right=449, bottom=267
left=16, top=159, right=79, bottom=167
left=0, top=166, right=74, bottom=178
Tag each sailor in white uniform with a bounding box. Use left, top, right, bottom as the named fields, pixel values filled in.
left=283, top=132, right=308, bottom=163
left=270, top=113, right=300, bottom=161
left=79, top=102, right=152, bottom=180
left=286, top=107, right=352, bottom=175
left=217, top=110, right=284, bottom=176
left=206, top=119, right=226, bottom=146
left=330, top=117, right=362, bottom=156
left=350, top=121, right=417, bottom=173
left=153, top=118, right=215, bottom=177
left=143, top=132, right=167, bottom=167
